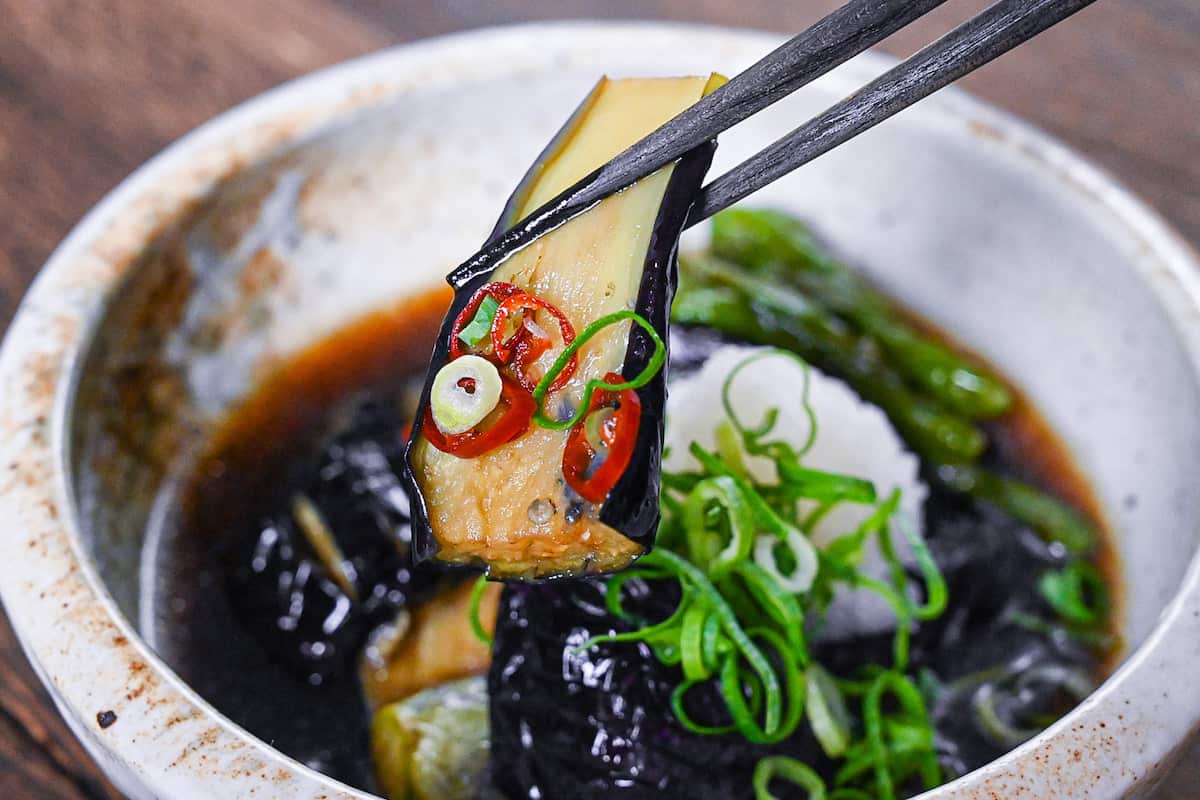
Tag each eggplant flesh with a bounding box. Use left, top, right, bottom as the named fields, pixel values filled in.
left=360, top=578, right=502, bottom=710
left=371, top=677, right=496, bottom=800
left=406, top=76, right=721, bottom=580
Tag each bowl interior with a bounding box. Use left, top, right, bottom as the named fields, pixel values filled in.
left=65, top=35, right=1200, bottom=787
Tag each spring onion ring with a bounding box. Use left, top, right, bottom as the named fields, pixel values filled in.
left=468, top=575, right=494, bottom=647
left=430, top=355, right=503, bottom=435
left=753, top=756, right=827, bottom=800
left=531, top=310, right=665, bottom=430
left=806, top=664, right=852, bottom=757
left=753, top=530, right=818, bottom=594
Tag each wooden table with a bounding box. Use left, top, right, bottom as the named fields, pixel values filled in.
left=1, top=2, right=1196, bottom=797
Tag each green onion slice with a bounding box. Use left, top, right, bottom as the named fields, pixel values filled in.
left=736, top=562, right=808, bottom=662
left=670, top=679, right=737, bottom=735
left=721, top=349, right=819, bottom=460
left=894, top=514, right=948, bottom=621
left=753, top=756, right=827, bottom=800
left=456, top=294, right=501, bottom=347
left=532, top=310, right=665, bottom=430
left=753, top=530, right=818, bottom=594
left=1038, top=562, right=1108, bottom=626
left=806, top=664, right=852, bottom=757
left=680, top=603, right=713, bottom=681
left=467, top=574, right=493, bottom=647
left=430, top=354, right=503, bottom=435
left=684, top=476, right=756, bottom=581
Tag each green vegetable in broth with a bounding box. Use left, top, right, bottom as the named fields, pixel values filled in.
left=676, top=253, right=987, bottom=464
left=371, top=678, right=492, bottom=800
left=709, top=208, right=1012, bottom=419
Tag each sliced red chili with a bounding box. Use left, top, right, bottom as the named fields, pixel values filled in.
left=449, top=281, right=525, bottom=360
left=423, top=375, right=535, bottom=458
left=490, top=293, right=578, bottom=393
left=562, top=372, right=642, bottom=504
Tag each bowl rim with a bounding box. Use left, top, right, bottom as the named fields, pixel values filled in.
left=1, top=19, right=1199, bottom=800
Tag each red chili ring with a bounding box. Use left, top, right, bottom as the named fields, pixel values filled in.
left=491, top=293, right=578, bottom=392
left=423, top=375, right=535, bottom=459
left=562, top=372, right=641, bottom=504
left=449, top=281, right=526, bottom=360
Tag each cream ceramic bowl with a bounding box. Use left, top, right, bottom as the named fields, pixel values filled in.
left=2, top=21, right=1199, bottom=800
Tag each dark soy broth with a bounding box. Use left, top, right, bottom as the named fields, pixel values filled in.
left=141, top=286, right=1118, bottom=794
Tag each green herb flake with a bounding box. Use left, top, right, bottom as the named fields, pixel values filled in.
left=456, top=295, right=501, bottom=348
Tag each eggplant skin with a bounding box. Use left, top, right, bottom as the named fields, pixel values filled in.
left=225, top=399, right=439, bottom=685
left=598, top=145, right=714, bottom=541
left=403, top=77, right=719, bottom=581
left=487, top=579, right=811, bottom=800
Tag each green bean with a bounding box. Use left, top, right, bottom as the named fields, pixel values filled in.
left=710, top=209, right=1012, bottom=419
left=676, top=252, right=1097, bottom=559
left=938, top=464, right=1095, bottom=555
left=674, top=256, right=987, bottom=464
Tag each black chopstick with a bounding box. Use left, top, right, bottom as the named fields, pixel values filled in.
left=449, top=0, right=1096, bottom=287
left=449, top=0, right=945, bottom=287
left=685, top=0, right=1099, bottom=225
left=535, top=0, right=951, bottom=222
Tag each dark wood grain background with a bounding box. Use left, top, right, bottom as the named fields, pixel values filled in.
left=1, top=1, right=1196, bottom=797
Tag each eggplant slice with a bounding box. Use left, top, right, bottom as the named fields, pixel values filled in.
left=405, top=76, right=722, bottom=580
left=487, top=579, right=798, bottom=800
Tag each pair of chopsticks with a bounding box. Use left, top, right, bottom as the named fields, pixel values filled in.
left=451, top=0, right=1096, bottom=287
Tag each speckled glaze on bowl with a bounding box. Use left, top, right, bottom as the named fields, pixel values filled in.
left=2, top=21, right=1199, bottom=800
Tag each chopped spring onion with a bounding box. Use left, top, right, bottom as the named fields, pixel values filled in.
left=1038, top=562, right=1108, bottom=626
left=671, top=679, right=736, bottom=735
left=972, top=681, right=1041, bottom=747
left=519, top=344, right=1077, bottom=799
left=601, top=349, right=946, bottom=787
left=856, top=671, right=940, bottom=799
left=753, top=756, right=827, bottom=800
left=532, top=309, right=665, bottom=430
left=806, top=664, right=852, bottom=757
left=715, top=418, right=751, bottom=477
left=721, top=348, right=819, bottom=461
left=894, top=513, right=948, bottom=621
left=430, top=354, right=503, bottom=435
left=823, top=490, right=900, bottom=567
left=576, top=548, right=793, bottom=742
left=680, top=603, right=713, bottom=681
left=735, top=562, right=807, bottom=662
left=684, top=476, right=756, bottom=581
left=456, top=294, right=501, bottom=347
left=467, top=574, right=494, bottom=647
left=972, top=663, right=1093, bottom=748
left=753, top=530, right=818, bottom=594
